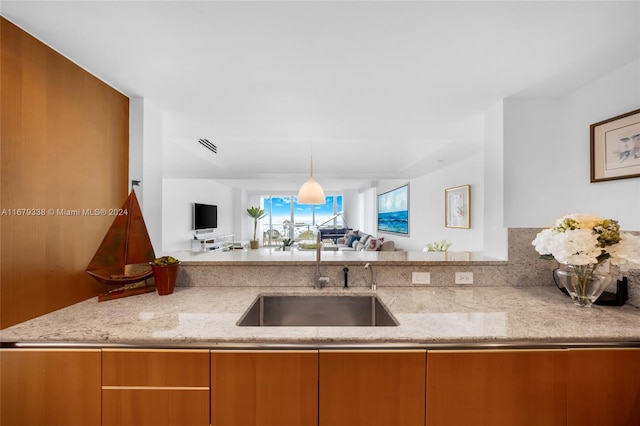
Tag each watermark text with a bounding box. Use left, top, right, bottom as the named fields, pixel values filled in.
left=1, top=208, right=128, bottom=217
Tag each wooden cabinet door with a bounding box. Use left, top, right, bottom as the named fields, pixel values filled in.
left=102, top=349, right=210, bottom=426
left=426, top=349, right=567, bottom=426
left=319, top=350, right=426, bottom=426
left=0, top=348, right=101, bottom=426
left=568, top=348, right=640, bottom=426
left=211, top=350, right=318, bottom=426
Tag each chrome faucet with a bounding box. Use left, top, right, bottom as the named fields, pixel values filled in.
left=315, top=232, right=329, bottom=289
left=364, top=263, right=376, bottom=290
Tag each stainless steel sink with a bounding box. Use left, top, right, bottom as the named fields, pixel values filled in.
left=237, top=295, right=398, bottom=327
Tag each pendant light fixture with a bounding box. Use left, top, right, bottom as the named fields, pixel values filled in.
left=297, top=155, right=325, bottom=204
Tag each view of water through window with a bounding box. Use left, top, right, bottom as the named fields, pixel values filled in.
left=262, top=195, right=343, bottom=245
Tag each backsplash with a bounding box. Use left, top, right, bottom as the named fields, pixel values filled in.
left=628, top=269, right=640, bottom=308
left=507, top=228, right=639, bottom=308
left=176, top=228, right=639, bottom=307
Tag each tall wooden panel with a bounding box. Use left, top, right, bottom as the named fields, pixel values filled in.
left=319, top=350, right=426, bottom=426
left=0, top=348, right=101, bottom=425
left=211, top=350, right=319, bottom=426
left=1, top=17, right=129, bottom=328
left=426, top=349, right=567, bottom=426
left=568, top=348, right=640, bottom=426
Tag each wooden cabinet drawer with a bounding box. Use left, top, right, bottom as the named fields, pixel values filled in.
left=103, top=388, right=210, bottom=426
left=102, top=348, right=209, bottom=387
left=102, top=349, right=210, bottom=426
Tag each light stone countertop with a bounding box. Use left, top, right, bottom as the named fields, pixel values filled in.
left=2, top=286, right=639, bottom=348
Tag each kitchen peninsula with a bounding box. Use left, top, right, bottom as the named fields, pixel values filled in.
left=2, top=284, right=639, bottom=426
left=2, top=235, right=639, bottom=426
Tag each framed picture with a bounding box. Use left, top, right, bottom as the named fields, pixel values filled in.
left=590, top=109, right=640, bottom=182
left=445, top=185, right=470, bottom=228
left=377, top=183, right=409, bottom=235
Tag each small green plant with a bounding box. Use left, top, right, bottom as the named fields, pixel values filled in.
left=426, top=240, right=452, bottom=252
left=298, top=229, right=315, bottom=240
left=246, top=206, right=267, bottom=242
left=298, top=242, right=317, bottom=250
left=282, top=238, right=294, bottom=247
left=152, top=256, right=179, bottom=266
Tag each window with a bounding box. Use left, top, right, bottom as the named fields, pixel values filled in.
left=261, top=195, right=343, bottom=246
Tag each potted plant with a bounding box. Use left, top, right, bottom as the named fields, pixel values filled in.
left=282, top=238, right=294, bottom=251
left=246, top=206, right=266, bottom=249
left=149, top=256, right=180, bottom=296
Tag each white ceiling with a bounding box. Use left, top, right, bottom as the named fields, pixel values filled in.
left=2, top=1, right=639, bottom=191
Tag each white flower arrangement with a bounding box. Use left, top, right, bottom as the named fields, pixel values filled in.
left=532, top=213, right=640, bottom=271
left=426, top=239, right=452, bottom=252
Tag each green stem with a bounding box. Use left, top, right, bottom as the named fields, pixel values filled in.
left=571, top=260, right=605, bottom=305
left=572, top=264, right=592, bottom=301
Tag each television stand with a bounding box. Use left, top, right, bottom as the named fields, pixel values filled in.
left=191, top=233, right=235, bottom=252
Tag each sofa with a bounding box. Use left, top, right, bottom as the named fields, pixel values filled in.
left=335, top=230, right=396, bottom=252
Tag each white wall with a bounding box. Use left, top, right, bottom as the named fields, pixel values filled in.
left=503, top=98, right=563, bottom=226
left=379, top=154, right=485, bottom=252
left=232, top=187, right=247, bottom=241
left=362, top=55, right=639, bottom=253
left=340, top=188, right=360, bottom=231
left=484, top=100, right=508, bottom=259
left=361, top=187, right=376, bottom=234
left=504, top=59, right=640, bottom=230
left=151, top=60, right=639, bottom=254
left=130, top=97, right=164, bottom=255
left=162, top=178, right=234, bottom=251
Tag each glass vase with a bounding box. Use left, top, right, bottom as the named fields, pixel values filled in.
left=554, top=265, right=613, bottom=307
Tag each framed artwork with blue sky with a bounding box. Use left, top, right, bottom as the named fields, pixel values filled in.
left=377, top=184, right=409, bottom=235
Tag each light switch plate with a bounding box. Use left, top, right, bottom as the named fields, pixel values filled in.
left=412, top=272, right=431, bottom=285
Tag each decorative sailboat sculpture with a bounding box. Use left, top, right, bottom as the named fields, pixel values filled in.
left=86, top=190, right=156, bottom=301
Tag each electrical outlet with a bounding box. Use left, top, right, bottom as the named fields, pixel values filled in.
left=412, top=272, right=431, bottom=285
left=455, top=272, right=474, bottom=284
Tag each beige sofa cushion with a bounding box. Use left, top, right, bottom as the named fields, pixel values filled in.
left=379, top=240, right=395, bottom=251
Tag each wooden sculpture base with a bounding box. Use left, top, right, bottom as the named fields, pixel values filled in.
left=98, top=279, right=156, bottom=302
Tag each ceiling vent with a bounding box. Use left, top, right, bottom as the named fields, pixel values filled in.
left=198, top=138, right=217, bottom=154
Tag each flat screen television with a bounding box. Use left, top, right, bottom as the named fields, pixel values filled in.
left=377, top=183, right=409, bottom=235
left=194, top=203, right=217, bottom=230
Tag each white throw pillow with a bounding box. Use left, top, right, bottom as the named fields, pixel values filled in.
left=366, top=237, right=385, bottom=251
